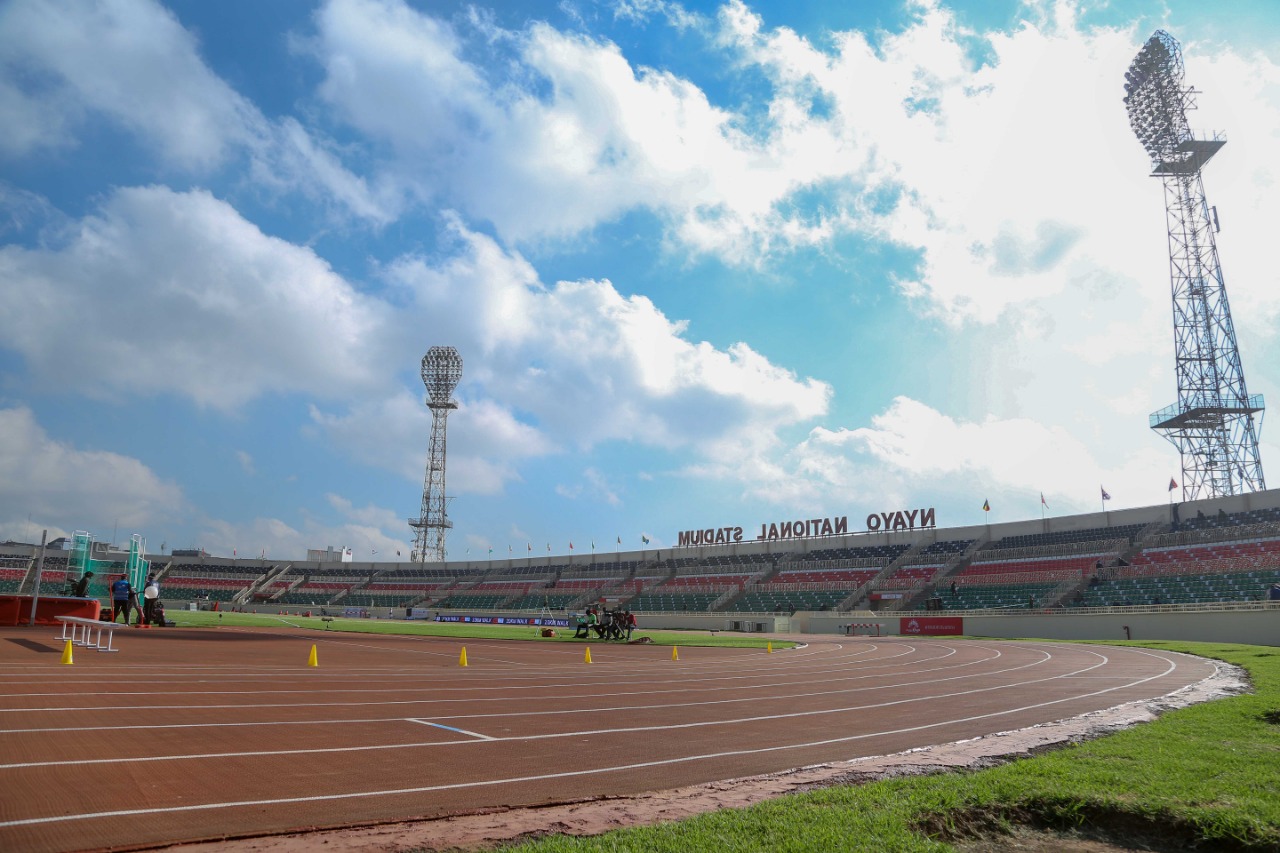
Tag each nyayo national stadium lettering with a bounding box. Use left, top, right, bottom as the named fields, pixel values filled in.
left=676, top=508, right=935, bottom=547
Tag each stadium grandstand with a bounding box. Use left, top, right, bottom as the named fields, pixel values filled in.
left=3, top=490, right=1279, bottom=633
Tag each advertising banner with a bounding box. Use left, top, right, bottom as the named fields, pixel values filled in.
left=434, top=614, right=572, bottom=627
left=899, top=616, right=964, bottom=635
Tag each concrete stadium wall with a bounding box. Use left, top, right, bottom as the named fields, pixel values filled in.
left=962, top=606, right=1279, bottom=646
left=799, top=605, right=1279, bottom=646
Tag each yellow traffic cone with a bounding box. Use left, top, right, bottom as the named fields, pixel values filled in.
left=61, top=639, right=74, bottom=665
left=459, top=647, right=469, bottom=667
left=307, top=644, right=318, bottom=667
left=671, top=646, right=679, bottom=661
left=767, top=641, right=773, bottom=654
left=584, top=647, right=593, bottom=664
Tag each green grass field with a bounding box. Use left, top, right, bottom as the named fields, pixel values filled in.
left=166, top=608, right=794, bottom=649
left=491, top=640, right=1280, bottom=852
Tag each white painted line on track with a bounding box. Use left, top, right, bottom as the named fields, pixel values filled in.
left=405, top=719, right=494, bottom=740
left=0, top=646, right=1011, bottom=716
left=0, top=646, right=1149, bottom=770
left=0, top=651, right=1191, bottom=830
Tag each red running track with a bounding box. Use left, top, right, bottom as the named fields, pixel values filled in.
left=0, top=626, right=1218, bottom=852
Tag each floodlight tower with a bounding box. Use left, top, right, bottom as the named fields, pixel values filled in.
left=409, top=346, right=463, bottom=562
left=1123, top=30, right=1265, bottom=500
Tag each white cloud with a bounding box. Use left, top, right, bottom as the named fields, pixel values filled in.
left=312, top=217, right=829, bottom=494
left=790, top=395, right=1180, bottom=515
left=556, top=467, right=623, bottom=506
left=0, top=0, right=394, bottom=221
left=195, top=513, right=411, bottom=563
left=308, top=394, right=552, bottom=495
left=383, top=218, right=830, bottom=450
left=0, top=185, right=392, bottom=409
left=0, top=406, right=183, bottom=541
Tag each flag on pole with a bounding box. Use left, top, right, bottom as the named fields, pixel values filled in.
left=1040, top=492, right=1047, bottom=508
left=528, top=543, right=532, bottom=552
left=546, top=543, right=551, bottom=552
left=1101, top=486, right=1112, bottom=501
left=616, top=536, right=621, bottom=544
left=569, top=541, right=574, bottom=551
left=508, top=545, right=512, bottom=553
left=641, top=534, right=650, bottom=544
left=982, top=499, right=990, bottom=512
left=590, top=539, right=595, bottom=552
left=1168, top=477, right=1178, bottom=492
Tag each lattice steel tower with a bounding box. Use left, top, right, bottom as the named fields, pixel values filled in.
left=1123, top=30, right=1265, bottom=500
left=409, top=346, right=463, bottom=562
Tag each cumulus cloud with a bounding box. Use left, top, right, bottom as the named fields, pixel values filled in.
left=195, top=512, right=411, bottom=562
left=0, top=0, right=394, bottom=221
left=0, top=406, right=183, bottom=541
left=382, top=218, right=831, bottom=450
left=0, top=185, right=392, bottom=409
left=789, top=395, right=1178, bottom=516
left=311, top=217, right=830, bottom=495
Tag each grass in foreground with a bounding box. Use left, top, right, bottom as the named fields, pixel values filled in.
left=495, top=641, right=1280, bottom=852
left=166, top=609, right=793, bottom=649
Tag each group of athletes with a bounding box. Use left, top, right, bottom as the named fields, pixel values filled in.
left=573, top=606, right=637, bottom=640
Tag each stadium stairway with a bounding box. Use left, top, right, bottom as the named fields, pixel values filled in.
left=886, top=537, right=987, bottom=612
left=239, top=563, right=291, bottom=604
left=837, top=540, right=926, bottom=610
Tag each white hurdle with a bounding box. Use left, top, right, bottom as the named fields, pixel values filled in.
left=56, top=615, right=124, bottom=652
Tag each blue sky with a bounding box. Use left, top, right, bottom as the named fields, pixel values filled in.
left=2, top=0, right=1279, bottom=559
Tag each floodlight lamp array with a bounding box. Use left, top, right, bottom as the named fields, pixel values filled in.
left=421, top=346, right=463, bottom=405
left=1123, top=30, right=1190, bottom=163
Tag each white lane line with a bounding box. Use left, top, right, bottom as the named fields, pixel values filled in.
left=0, top=651, right=1009, bottom=734
left=0, top=647, right=1002, bottom=716
left=0, top=647, right=1109, bottom=769
left=405, top=719, right=494, bottom=740
left=0, top=652, right=1187, bottom=830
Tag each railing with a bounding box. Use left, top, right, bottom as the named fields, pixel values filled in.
left=783, top=556, right=886, bottom=571
left=973, top=539, right=1127, bottom=562
left=1145, top=521, right=1280, bottom=549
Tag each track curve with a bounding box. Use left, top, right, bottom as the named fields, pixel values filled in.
left=0, top=627, right=1219, bottom=852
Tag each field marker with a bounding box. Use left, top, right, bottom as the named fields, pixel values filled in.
left=306, top=645, right=318, bottom=668
left=61, top=640, right=74, bottom=666
left=459, top=647, right=468, bottom=667
left=406, top=719, right=494, bottom=740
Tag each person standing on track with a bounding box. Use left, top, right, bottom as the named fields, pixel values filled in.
left=110, top=574, right=133, bottom=624
left=142, top=575, right=161, bottom=626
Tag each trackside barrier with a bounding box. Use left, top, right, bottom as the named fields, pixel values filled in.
left=56, top=615, right=124, bottom=653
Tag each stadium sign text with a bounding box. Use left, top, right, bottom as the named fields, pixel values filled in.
left=675, top=508, right=936, bottom=547
left=865, top=507, right=936, bottom=532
